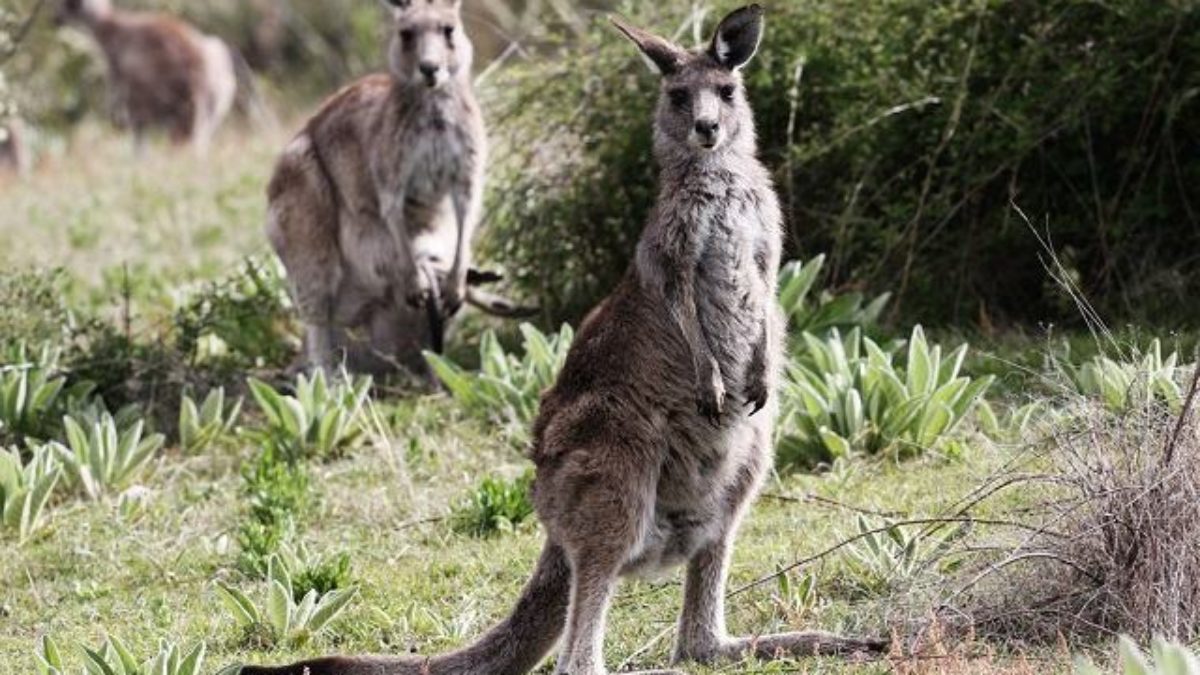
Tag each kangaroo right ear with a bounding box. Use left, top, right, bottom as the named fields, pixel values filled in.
left=381, top=0, right=412, bottom=12
left=610, top=16, right=684, bottom=76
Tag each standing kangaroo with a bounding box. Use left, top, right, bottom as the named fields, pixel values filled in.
left=54, top=0, right=237, bottom=154
left=239, top=6, right=885, bottom=675
left=268, top=0, right=506, bottom=379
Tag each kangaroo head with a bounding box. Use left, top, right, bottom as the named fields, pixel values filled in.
left=55, top=0, right=112, bottom=26
left=383, top=0, right=472, bottom=90
left=612, top=5, right=764, bottom=157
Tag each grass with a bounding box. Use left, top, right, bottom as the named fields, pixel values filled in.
left=0, top=124, right=1112, bottom=675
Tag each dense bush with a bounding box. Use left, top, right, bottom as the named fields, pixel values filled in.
left=481, top=0, right=1200, bottom=328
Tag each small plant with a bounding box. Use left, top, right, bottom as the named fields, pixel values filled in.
left=0, top=444, right=60, bottom=542
left=246, top=371, right=370, bottom=463
left=236, top=448, right=310, bottom=576
left=778, top=256, right=890, bottom=336
left=0, top=343, right=68, bottom=445
left=178, top=387, right=241, bottom=454
left=1077, top=636, right=1200, bottom=675
left=36, top=634, right=207, bottom=675
left=842, top=516, right=964, bottom=595
left=217, top=555, right=358, bottom=648
left=450, top=470, right=535, bottom=538
left=425, top=323, right=573, bottom=438
left=1066, top=340, right=1186, bottom=412
left=52, top=412, right=164, bottom=500
left=276, top=540, right=353, bottom=601
left=777, top=326, right=994, bottom=469
left=772, top=567, right=820, bottom=624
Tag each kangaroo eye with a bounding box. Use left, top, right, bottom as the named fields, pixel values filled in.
left=718, top=85, right=736, bottom=102
left=399, top=29, right=415, bottom=45
left=668, top=88, right=689, bottom=108
left=443, top=25, right=455, bottom=40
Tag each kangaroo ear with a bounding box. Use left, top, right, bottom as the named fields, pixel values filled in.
left=709, top=4, right=764, bottom=71
left=610, top=16, right=685, bottom=76
left=381, top=0, right=412, bottom=12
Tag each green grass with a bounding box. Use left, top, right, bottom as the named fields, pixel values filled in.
left=0, top=125, right=1089, bottom=674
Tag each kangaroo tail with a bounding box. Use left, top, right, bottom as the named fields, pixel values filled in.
left=236, top=543, right=571, bottom=675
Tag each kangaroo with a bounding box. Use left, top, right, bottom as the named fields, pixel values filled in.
left=238, top=6, right=886, bottom=675
left=267, top=0, right=504, bottom=380
left=54, top=0, right=236, bottom=154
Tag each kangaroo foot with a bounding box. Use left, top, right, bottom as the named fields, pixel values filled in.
left=723, top=631, right=889, bottom=661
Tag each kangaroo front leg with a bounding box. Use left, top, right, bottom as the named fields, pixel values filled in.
left=380, top=190, right=428, bottom=308
left=444, top=173, right=480, bottom=315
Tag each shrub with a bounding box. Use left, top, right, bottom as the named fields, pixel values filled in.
left=178, top=387, right=241, bottom=454
left=0, top=269, right=74, bottom=350
left=52, top=413, right=164, bottom=500
left=172, top=258, right=295, bottom=370
left=426, top=323, right=573, bottom=440
left=0, top=444, right=60, bottom=542
left=841, top=515, right=965, bottom=597
left=246, top=371, right=370, bottom=463
left=216, top=555, right=358, bottom=649
left=777, top=326, right=993, bottom=469
left=450, top=470, right=536, bottom=538
left=482, top=1, right=1200, bottom=328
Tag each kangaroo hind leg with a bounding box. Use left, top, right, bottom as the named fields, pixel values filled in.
left=266, top=134, right=342, bottom=373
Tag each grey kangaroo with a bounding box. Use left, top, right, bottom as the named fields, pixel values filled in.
left=267, top=0, right=517, bottom=379
left=240, top=6, right=886, bottom=674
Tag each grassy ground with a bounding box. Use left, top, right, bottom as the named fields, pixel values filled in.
left=0, top=126, right=1081, bottom=674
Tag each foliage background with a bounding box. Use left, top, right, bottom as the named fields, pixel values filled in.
left=5, top=0, right=1200, bottom=330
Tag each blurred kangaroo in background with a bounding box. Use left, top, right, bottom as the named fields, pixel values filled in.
left=55, top=0, right=238, bottom=154
left=240, top=6, right=886, bottom=675
left=0, top=120, right=30, bottom=177
left=267, top=0, right=522, bottom=380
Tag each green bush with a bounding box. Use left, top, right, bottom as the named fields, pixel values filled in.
left=178, top=387, right=241, bottom=454
left=778, top=256, right=890, bottom=337
left=236, top=448, right=310, bottom=576
left=1064, top=340, right=1188, bottom=413
left=777, top=326, right=993, bottom=469
left=482, top=0, right=1200, bottom=328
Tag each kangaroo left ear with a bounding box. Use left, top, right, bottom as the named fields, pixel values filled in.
left=709, top=4, right=765, bottom=71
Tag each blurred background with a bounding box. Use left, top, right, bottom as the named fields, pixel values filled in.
left=2, top=0, right=1198, bottom=332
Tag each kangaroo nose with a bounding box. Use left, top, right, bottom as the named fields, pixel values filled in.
left=419, top=63, right=439, bottom=79
left=695, top=119, right=720, bottom=136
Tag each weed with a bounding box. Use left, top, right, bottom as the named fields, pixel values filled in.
left=1077, top=636, right=1200, bottom=675
left=0, top=343, right=69, bottom=445
left=450, top=470, right=535, bottom=538
left=777, top=326, right=994, bottom=469
left=217, top=554, right=358, bottom=649
left=778, top=256, right=890, bottom=337
left=275, top=541, right=353, bottom=601
left=0, top=443, right=60, bottom=542
left=52, top=412, right=164, bottom=500
left=426, top=323, right=572, bottom=441
left=235, top=448, right=310, bottom=577
left=178, top=387, right=241, bottom=454
left=246, top=371, right=370, bottom=463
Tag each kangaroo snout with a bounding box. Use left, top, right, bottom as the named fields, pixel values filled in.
left=692, top=118, right=722, bottom=149
left=419, top=62, right=442, bottom=87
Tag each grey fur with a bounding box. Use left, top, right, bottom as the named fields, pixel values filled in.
left=240, top=6, right=887, bottom=674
